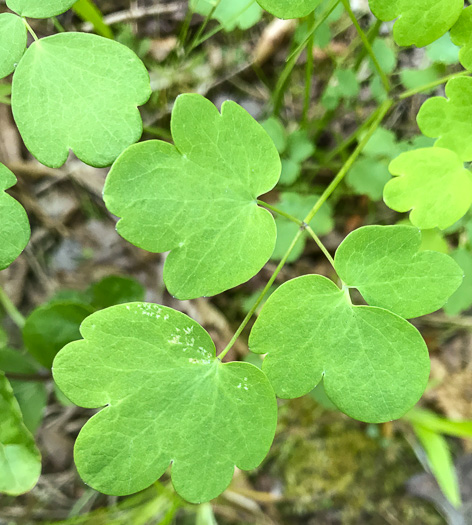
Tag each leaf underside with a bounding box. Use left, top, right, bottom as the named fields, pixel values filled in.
left=104, top=94, right=281, bottom=300
left=53, top=303, right=277, bottom=503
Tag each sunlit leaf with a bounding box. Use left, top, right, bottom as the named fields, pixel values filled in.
left=0, top=13, right=26, bottom=80
left=7, top=0, right=76, bottom=18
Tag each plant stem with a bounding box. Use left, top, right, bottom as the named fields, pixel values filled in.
left=218, top=230, right=304, bottom=361
left=257, top=200, right=303, bottom=226
left=305, top=226, right=336, bottom=270
left=0, top=286, right=25, bottom=329
left=304, top=98, right=393, bottom=224
left=23, top=19, right=39, bottom=42
left=52, top=16, right=65, bottom=32
left=397, top=70, right=471, bottom=100
left=302, top=11, right=315, bottom=126
left=341, top=0, right=390, bottom=92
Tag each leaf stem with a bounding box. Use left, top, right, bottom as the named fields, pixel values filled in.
left=257, top=200, right=303, bottom=226
left=217, top=230, right=304, bottom=361
left=304, top=98, right=393, bottom=225
left=22, top=18, right=39, bottom=42
left=397, top=70, right=471, bottom=100
left=0, top=286, right=25, bottom=329
left=340, top=0, right=390, bottom=93
left=305, top=226, right=336, bottom=271
left=51, top=16, right=66, bottom=33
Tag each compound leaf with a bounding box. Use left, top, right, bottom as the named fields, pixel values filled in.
left=450, top=6, right=472, bottom=71
left=417, top=77, right=472, bottom=162
left=334, top=225, right=463, bottom=319
left=23, top=302, right=94, bottom=369
left=53, top=303, right=277, bottom=503
left=249, top=275, right=430, bottom=423
left=256, top=0, right=321, bottom=19
left=12, top=33, right=151, bottom=168
left=0, top=373, right=41, bottom=495
left=6, top=0, right=76, bottom=18
left=383, top=148, right=472, bottom=230
left=368, top=0, right=463, bottom=48
left=0, top=163, right=30, bottom=271
left=0, top=13, right=26, bottom=80
left=190, top=0, right=262, bottom=30
left=104, top=94, right=280, bottom=300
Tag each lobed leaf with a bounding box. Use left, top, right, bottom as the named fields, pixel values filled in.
left=383, top=148, right=472, bottom=230
left=368, top=0, right=463, bottom=48
left=6, top=0, right=76, bottom=18
left=0, top=163, right=30, bottom=271
left=0, top=373, right=41, bottom=495
left=417, top=77, right=472, bottom=162
left=53, top=303, right=277, bottom=503
left=450, top=6, right=472, bottom=71
left=334, top=225, right=463, bottom=319
left=256, top=0, right=321, bottom=19
left=12, top=33, right=151, bottom=168
left=249, top=275, right=430, bottom=423
left=104, top=94, right=280, bottom=300
left=190, top=0, right=262, bottom=31
left=0, top=13, right=26, bottom=80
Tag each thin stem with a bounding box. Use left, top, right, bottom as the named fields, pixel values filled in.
left=397, top=70, right=471, bottom=100
left=257, top=200, right=303, bottom=226
left=23, top=19, right=39, bottom=42
left=341, top=0, right=390, bottom=92
left=0, top=287, right=25, bottom=328
left=304, top=98, right=393, bottom=224
left=218, top=230, right=304, bottom=361
left=187, top=0, right=221, bottom=54
left=305, top=226, right=336, bottom=271
left=6, top=372, right=52, bottom=382
left=302, top=11, right=315, bottom=126
left=52, top=16, right=65, bottom=32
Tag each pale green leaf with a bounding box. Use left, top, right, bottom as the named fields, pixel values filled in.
left=103, top=94, right=280, bottom=300
left=346, top=157, right=390, bottom=200
left=53, top=303, right=277, bottom=503
left=368, top=0, right=463, bottom=48
left=0, top=348, right=47, bottom=433
left=0, top=13, right=26, bottom=80
left=0, top=163, right=30, bottom=270
left=370, top=39, right=396, bottom=74
left=191, top=0, right=262, bottom=30
left=334, top=225, right=463, bottom=319
left=261, top=117, right=288, bottom=154
left=383, top=148, right=472, bottom=230
left=249, top=275, right=430, bottom=423
left=12, top=33, right=151, bottom=168
left=7, top=0, right=76, bottom=18
left=271, top=193, right=333, bottom=263
left=280, top=158, right=301, bottom=185
left=412, top=425, right=461, bottom=508
left=286, top=130, right=315, bottom=163
left=426, top=33, right=459, bottom=65
left=256, top=0, right=321, bottom=19
left=23, top=302, right=94, bottom=368
left=444, top=248, right=472, bottom=316
left=0, top=373, right=41, bottom=495
left=406, top=408, right=472, bottom=439
left=400, top=66, right=441, bottom=93
left=72, top=0, right=114, bottom=39
left=450, top=6, right=472, bottom=71
left=417, top=77, right=472, bottom=162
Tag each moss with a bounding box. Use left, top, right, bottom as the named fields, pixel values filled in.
left=268, top=396, right=444, bottom=524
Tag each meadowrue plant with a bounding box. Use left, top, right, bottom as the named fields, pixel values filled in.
left=1, top=0, right=472, bottom=508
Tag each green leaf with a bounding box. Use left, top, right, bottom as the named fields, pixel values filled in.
left=279, top=158, right=301, bottom=185
left=0, top=13, right=26, bottom=80
left=7, top=0, right=76, bottom=17
left=368, top=0, right=463, bottom=48
left=11, top=33, right=151, bottom=168
left=249, top=275, right=430, bottom=423
left=286, top=129, right=315, bottom=163
left=417, top=77, right=472, bottom=162
left=271, top=193, right=333, bottom=263
left=406, top=408, right=472, bottom=438
left=53, top=303, right=277, bottom=503
left=0, top=373, right=41, bottom=495
left=370, top=39, right=396, bottom=74
left=400, top=66, right=441, bottom=93
left=334, top=225, right=463, bottom=319
left=72, top=0, right=114, bottom=39
left=383, top=148, right=472, bottom=230
left=444, top=248, right=472, bottom=316
left=426, top=33, right=459, bottom=65
left=190, top=0, right=262, bottom=31
left=412, top=424, right=461, bottom=508
left=103, top=94, right=280, bottom=300
left=88, top=275, right=145, bottom=309
left=0, top=348, right=47, bottom=433
left=0, top=163, right=30, bottom=271
left=261, top=117, right=288, bottom=154
left=256, top=0, right=321, bottom=19
left=23, top=302, right=94, bottom=368
left=346, top=157, right=390, bottom=200
left=450, top=6, right=472, bottom=71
